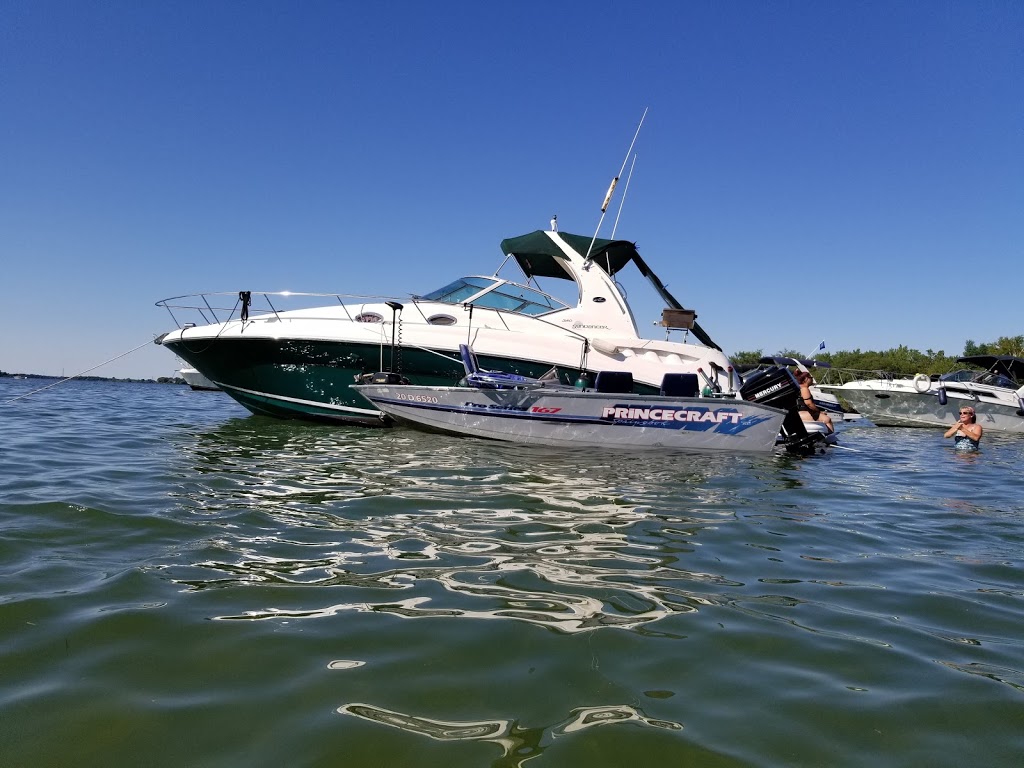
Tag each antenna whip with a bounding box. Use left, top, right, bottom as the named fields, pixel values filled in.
left=610, top=153, right=637, bottom=240
left=585, top=107, right=648, bottom=261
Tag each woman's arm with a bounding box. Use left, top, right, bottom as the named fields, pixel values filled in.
left=959, top=422, right=982, bottom=440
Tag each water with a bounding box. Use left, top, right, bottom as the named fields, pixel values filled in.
left=2, top=379, right=1023, bottom=767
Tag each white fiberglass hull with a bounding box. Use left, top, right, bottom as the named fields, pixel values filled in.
left=178, top=367, right=220, bottom=391
left=352, top=384, right=786, bottom=452
left=810, top=386, right=863, bottom=421
left=821, top=380, right=1024, bottom=432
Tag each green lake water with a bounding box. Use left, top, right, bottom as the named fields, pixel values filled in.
left=2, top=379, right=1022, bottom=767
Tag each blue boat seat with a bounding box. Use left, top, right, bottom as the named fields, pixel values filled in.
left=594, top=371, right=634, bottom=394
left=660, top=373, right=699, bottom=397
left=459, top=344, right=481, bottom=375
left=458, top=344, right=535, bottom=389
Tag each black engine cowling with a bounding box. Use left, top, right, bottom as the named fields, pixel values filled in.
left=739, top=367, right=822, bottom=454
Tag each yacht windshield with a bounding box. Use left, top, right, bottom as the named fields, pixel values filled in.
left=421, top=277, right=495, bottom=304
left=941, top=368, right=1017, bottom=388
left=940, top=369, right=976, bottom=383
left=421, top=277, right=567, bottom=316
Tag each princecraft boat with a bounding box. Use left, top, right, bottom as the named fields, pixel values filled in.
left=155, top=230, right=741, bottom=426
left=819, top=355, right=1024, bottom=432
left=351, top=346, right=832, bottom=454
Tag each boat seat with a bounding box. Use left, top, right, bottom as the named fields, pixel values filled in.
left=459, top=344, right=481, bottom=375
left=660, top=373, right=699, bottom=397
left=594, top=371, right=634, bottom=394
left=464, top=372, right=534, bottom=389
left=458, top=344, right=535, bottom=389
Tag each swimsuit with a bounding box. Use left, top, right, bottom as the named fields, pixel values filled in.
left=954, top=432, right=980, bottom=451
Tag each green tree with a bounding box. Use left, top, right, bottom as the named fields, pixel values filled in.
left=774, top=348, right=804, bottom=359
left=730, top=334, right=1020, bottom=378
left=731, top=349, right=764, bottom=366
left=962, top=335, right=1022, bottom=357
left=991, top=335, right=1024, bottom=357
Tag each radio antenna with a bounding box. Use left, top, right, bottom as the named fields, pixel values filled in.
left=610, top=153, right=637, bottom=240
left=585, top=107, right=647, bottom=262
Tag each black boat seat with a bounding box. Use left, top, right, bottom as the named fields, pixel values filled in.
left=660, top=373, right=699, bottom=397
left=594, top=371, right=634, bottom=394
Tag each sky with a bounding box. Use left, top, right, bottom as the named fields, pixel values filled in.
left=2, top=0, right=1021, bottom=379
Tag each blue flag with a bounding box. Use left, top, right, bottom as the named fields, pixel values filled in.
left=817, top=340, right=826, bottom=352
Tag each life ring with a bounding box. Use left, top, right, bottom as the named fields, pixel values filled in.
left=913, top=373, right=931, bottom=393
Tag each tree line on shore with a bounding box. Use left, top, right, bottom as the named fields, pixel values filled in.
left=732, top=335, right=1024, bottom=377
left=0, top=371, right=186, bottom=384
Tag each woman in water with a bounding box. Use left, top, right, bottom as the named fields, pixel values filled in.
left=944, top=406, right=983, bottom=450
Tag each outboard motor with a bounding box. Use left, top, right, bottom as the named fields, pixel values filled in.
left=739, top=367, right=822, bottom=454
left=354, top=371, right=410, bottom=385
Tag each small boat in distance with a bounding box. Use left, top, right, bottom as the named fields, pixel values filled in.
left=178, top=367, right=220, bottom=391
left=351, top=346, right=831, bottom=454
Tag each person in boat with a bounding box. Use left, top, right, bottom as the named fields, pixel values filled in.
left=795, top=370, right=834, bottom=434
left=944, top=406, right=983, bottom=450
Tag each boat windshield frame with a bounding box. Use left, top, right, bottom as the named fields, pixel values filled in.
left=418, top=276, right=569, bottom=316
left=939, top=369, right=978, bottom=383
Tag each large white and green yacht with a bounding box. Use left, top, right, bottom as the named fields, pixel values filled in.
left=155, top=229, right=738, bottom=425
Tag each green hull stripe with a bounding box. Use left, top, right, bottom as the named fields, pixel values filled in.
left=223, top=382, right=380, bottom=416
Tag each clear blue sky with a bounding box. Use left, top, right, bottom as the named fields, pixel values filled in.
left=3, top=1, right=1021, bottom=378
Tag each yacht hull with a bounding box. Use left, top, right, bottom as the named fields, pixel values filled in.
left=822, top=383, right=1024, bottom=432
left=178, top=367, right=220, bottom=391
left=164, top=336, right=613, bottom=425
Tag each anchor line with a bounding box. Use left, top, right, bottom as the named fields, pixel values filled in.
left=3, top=339, right=158, bottom=405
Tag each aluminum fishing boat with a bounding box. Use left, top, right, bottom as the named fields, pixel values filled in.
left=819, top=355, right=1024, bottom=432
left=351, top=346, right=830, bottom=454
left=155, top=230, right=739, bottom=425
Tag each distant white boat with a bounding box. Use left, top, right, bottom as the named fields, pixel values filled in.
left=178, top=367, right=220, bottom=391
left=819, top=355, right=1024, bottom=432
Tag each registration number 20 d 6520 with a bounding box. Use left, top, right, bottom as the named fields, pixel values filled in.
left=396, top=393, right=439, bottom=404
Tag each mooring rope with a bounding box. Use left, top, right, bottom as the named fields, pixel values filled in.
left=2, top=338, right=157, bottom=405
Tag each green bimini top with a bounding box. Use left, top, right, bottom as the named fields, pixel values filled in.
left=499, top=230, right=642, bottom=280
left=499, top=230, right=720, bottom=351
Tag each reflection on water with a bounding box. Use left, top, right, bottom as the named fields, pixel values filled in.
left=167, top=418, right=773, bottom=634
left=337, top=702, right=681, bottom=767
left=180, top=415, right=776, bottom=504
left=939, top=661, right=1024, bottom=693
